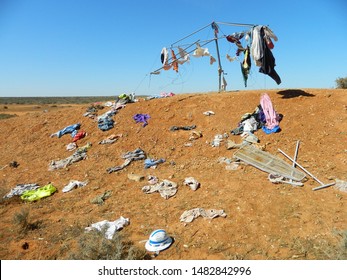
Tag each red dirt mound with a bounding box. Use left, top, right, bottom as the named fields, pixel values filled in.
left=0, top=88, right=346, bottom=260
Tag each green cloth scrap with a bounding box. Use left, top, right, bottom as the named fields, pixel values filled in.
left=21, top=183, right=57, bottom=202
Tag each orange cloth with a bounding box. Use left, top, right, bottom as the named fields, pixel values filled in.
left=171, top=49, right=178, bottom=72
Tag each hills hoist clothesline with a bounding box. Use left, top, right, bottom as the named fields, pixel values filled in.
left=150, top=21, right=281, bottom=92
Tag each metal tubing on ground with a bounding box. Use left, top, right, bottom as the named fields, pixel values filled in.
left=278, top=148, right=325, bottom=185
left=312, top=182, right=336, bottom=191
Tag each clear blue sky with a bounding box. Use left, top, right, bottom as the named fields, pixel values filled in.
left=0, top=0, right=346, bottom=97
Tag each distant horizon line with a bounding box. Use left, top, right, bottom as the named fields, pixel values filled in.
left=0, top=87, right=340, bottom=98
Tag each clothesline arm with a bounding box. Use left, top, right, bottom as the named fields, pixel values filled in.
left=215, top=21, right=257, bottom=28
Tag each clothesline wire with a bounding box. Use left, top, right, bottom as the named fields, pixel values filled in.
left=133, top=73, right=149, bottom=93
left=170, top=22, right=212, bottom=46
left=170, top=35, right=227, bottom=48
left=133, top=52, right=162, bottom=93
left=171, top=21, right=256, bottom=47
left=155, top=25, right=257, bottom=74
left=144, top=21, right=259, bottom=93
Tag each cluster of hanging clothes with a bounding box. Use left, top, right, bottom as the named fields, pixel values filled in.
left=158, top=43, right=217, bottom=74
left=226, top=25, right=281, bottom=86
left=154, top=22, right=281, bottom=87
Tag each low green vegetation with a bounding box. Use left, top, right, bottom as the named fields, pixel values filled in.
left=69, top=229, right=149, bottom=260
left=0, top=95, right=147, bottom=105
left=13, top=208, right=42, bottom=235
left=0, top=113, right=17, bottom=120
left=335, top=77, right=347, bottom=89
left=0, top=96, right=116, bottom=105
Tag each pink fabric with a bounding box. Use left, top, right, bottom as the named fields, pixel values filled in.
left=260, top=93, right=279, bottom=129
left=160, top=92, right=175, bottom=97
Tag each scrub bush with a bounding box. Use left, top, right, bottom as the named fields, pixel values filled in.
left=335, top=77, right=347, bottom=89
left=69, top=229, right=149, bottom=260
left=13, top=208, right=42, bottom=234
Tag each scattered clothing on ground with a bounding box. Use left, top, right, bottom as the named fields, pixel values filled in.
left=66, top=142, right=77, bottom=151
left=49, top=143, right=91, bottom=171
left=90, top=190, right=112, bottom=205
left=180, top=208, right=227, bottom=223
left=218, top=156, right=242, bottom=170
left=20, top=183, right=57, bottom=202
left=97, top=108, right=118, bottom=121
left=211, top=134, right=228, bottom=147
left=116, top=93, right=136, bottom=105
left=183, top=177, right=200, bottom=191
left=75, top=142, right=92, bottom=153
left=50, top=123, right=81, bottom=138
left=3, top=183, right=40, bottom=199
left=241, top=131, right=259, bottom=143
left=84, top=104, right=104, bottom=119
left=160, top=92, right=175, bottom=98
left=170, top=125, right=196, bottom=131
left=144, top=158, right=165, bottom=169
left=148, top=175, right=159, bottom=185
left=133, top=114, right=150, bottom=127
left=62, top=180, right=88, bottom=193
left=260, top=93, right=280, bottom=132
left=85, top=216, right=130, bottom=240
left=72, top=130, right=86, bottom=142
left=98, top=134, right=122, bottom=144
left=9, top=161, right=19, bottom=168
left=107, top=148, right=146, bottom=173
left=203, top=111, right=215, bottom=116
left=98, top=116, right=114, bottom=131
left=142, top=179, right=178, bottom=199
left=230, top=93, right=281, bottom=138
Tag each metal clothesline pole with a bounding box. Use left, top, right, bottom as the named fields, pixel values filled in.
left=214, top=31, right=223, bottom=92
left=151, top=21, right=258, bottom=92
left=215, top=21, right=256, bottom=27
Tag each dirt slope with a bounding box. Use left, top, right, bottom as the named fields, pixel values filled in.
left=0, top=88, right=346, bottom=260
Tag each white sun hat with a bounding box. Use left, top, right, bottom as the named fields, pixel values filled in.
left=145, top=229, right=173, bottom=252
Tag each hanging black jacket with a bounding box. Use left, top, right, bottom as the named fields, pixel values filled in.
left=259, top=27, right=281, bottom=85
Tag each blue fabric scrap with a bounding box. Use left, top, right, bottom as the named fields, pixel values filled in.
left=98, top=116, right=114, bottom=131
left=262, top=125, right=281, bottom=134
left=144, top=158, right=165, bottom=169
left=56, top=123, right=81, bottom=138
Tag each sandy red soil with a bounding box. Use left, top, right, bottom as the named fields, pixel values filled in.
left=0, top=88, right=346, bottom=260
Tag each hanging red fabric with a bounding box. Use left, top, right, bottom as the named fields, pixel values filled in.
left=171, top=49, right=178, bottom=72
